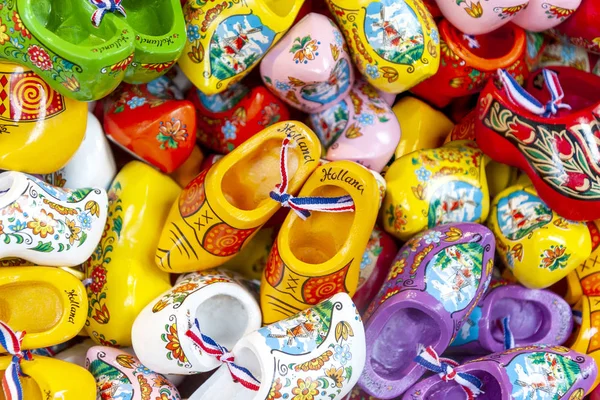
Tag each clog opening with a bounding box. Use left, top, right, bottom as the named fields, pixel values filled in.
left=196, top=294, right=249, bottom=350
left=288, top=185, right=354, bottom=264
left=222, top=138, right=300, bottom=211
left=421, top=370, right=501, bottom=400
left=264, top=0, right=298, bottom=17
left=489, top=297, right=549, bottom=344
left=0, top=373, right=42, bottom=400
left=0, top=282, right=62, bottom=333
left=32, top=0, right=118, bottom=46
left=123, top=0, right=174, bottom=36
left=370, top=307, right=440, bottom=380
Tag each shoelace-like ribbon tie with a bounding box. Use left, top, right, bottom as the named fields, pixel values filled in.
left=500, top=316, right=515, bottom=351
left=415, top=346, right=483, bottom=400
left=185, top=319, right=261, bottom=391
left=498, top=68, right=571, bottom=118
left=269, top=136, right=355, bottom=220
left=89, top=0, right=127, bottom=27
left=0, top=321, right=32, bottom=400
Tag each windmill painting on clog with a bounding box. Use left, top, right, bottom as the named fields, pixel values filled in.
left=476, top=67, right=600, bottom=221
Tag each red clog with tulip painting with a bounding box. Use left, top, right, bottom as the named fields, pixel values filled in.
left=475, top=67, right=600, bottom=221
left=188, top=82, right=291, bottom=154
left=553, top=0, right=600, bottom=54
left=411, top=20, right=528, bottom=109
left=103, top=78, right=196, bottom=173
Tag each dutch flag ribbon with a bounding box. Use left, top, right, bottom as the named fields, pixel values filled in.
left=501, top=316, right=515, bottom=351
left=0, top=321, right=32, bottom=400
left=414, top=345, right=483, bottom=400
left=185, top=319, right=261, bottom=391
left=498, top=68, right=571, bottom=118
left=269, top=136, right=355, bottom=220
left=89, top=0, right=127, bottom=28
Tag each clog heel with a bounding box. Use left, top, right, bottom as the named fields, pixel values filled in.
left=2, top=0, right=134, bottom=101
left=0, top=267, right=87, bottom=350
left=260, top=160, right=380, bottom=325
left=155, top=121, right=321, bottom=273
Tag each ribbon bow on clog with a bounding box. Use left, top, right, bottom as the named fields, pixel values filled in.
left=0, top=321, right=32, bottom=400
left=89, top=0, right=127, bottom=27
left=269, top=136, right=355, bottom=220
left=498, top=68, right=571, bottom=118
left=185, top=319, right=261, bottom=391
left=415, top=345, right=483, bottom=400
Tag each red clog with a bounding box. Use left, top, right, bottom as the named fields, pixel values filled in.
left=553, top=0, right=600, bottom=54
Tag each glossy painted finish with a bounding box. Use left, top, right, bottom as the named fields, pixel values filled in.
left=179, top=0, right=304, bottom=95
left=382, top=141, right=490, bottom=241
left=0, top=267, right=87, bottom=350
left=260, top=160, right=380, bottom=324
left=513, top=0, right=582, bottom=32
left=326, top=0, right=440, bottom=94
left=309, top=79, right=401, bottom=172
left=435, top=0, right=529, bottom=35
left=564, top=220, right=600, bottom=304
left=488, top=184, right=592, bottom=289
left=476, top=67, right=600, bottom=221
left=554, top=0, right=600, bottom=54
left=84, top=162, right=177, bottom=347
left=569, top=295, right=600, bottom=391
left=538, top=40, right=596, bottom=73
left=104, top=80, right=196, bottom=173
left=260, top=13, right=354, bottom=113
left=0, top=62, right=87, bottom=174
left=188, top=82, right=291, bottom=154
left=411, top=20, right=528, bottom=108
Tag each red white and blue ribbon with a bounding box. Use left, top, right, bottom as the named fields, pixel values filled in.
left=89, top=0, right=126, bottom=27
left=498, top=68, right=571, bottom=118
left=500, top=316, right=515, bottom=351
left=185, top=319, right=261, bottom=391
left=0, top=321, right=32, bottom=400
left=415, top=346, right=483, bottom=400
left=270, top=136, right=355, bottom=219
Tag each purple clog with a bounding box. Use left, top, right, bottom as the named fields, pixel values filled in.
left=449, top=280, right=573, bottom=355
left=358, top=223, right=495, bottom=399
left=403, top=345, right=597, bottom=400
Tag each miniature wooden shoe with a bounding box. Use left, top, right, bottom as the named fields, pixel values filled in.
left=392, top=96, right=454, bottom=159
left=260, top=160, right=380, bottom=324
left=222, top=225, right=278, bottom=280
left=435, top=0, right=529, bottom=35
left=0, top=62, right=88, bottom=174
left=260, top=13, right=354, bottom=113
left=86, top=346, right=181, bottom=400
left=565, top=221, right=600, bottom=304
left=513, top=0, right=582, bottom=32
left=190, top=293, right=365, bottom=400
left=411, top=20, right=528, bottom=109
left=103, top=81, right=196, bottom=174
left=326, top=0, right=440, bottom=94
left=553, top=0, right=600, bottom=54
left=179, top=0, right=304, bottom=95
left=132, top=269, right=261, bottom=374
left=449, top=280, right=573, bottom=354
left=309, top=79, right=401, bottom=172
left=353, top=225, right=398, bottom=313
left=170, top=144, right=204, bottom=188
left=84, top=162, right=176, bottom=347
left=0, top=267, right=86, bottom=350
left=538, top=40, right=594, bottom=72
left=155, top=121, right=321, bottom=273
left=569, top=295, right=600, bottom=390
left=188, top=82, right=291, bottom=154
left=476, top=67, right=600, bottom=221
left=0, top=172, right=108, bottom=267
left=382, top=140, right=490, bottom=242
left=488, top=183, right=592, bottom=289
left=358, top=223, right=495, bottom=399
left=403, top=345, right=597, bottom=400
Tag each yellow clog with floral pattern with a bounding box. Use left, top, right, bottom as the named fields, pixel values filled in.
left=84, top=161, right=177, bottom=347
left=488, top=184, right=592, bottom=289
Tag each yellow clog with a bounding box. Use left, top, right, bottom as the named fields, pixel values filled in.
left=155, top=121, right=321, bottom=273
left=0, top=62, right=87, bottom=174
left=179, top=0, right=304, bottom=95
left=488, top=184, right=592, bottom=289
left=85, top=161, right=177, bottom=347
left=326, top=0, right=440, bottom=94
left=569, top=295, right=600, bottom=391
left=0, top=355, right=95, bottom=399
left=382, top=140, right=489, bottom=241
left=392, top=96, right=454, bottom=159
left=0, top=267, right=86, bottom=350
left=565, top=220, right=600, bottom=305
left=261, top=161, right=379, bottom=324
left=221, top=225, right=278, bottom=280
